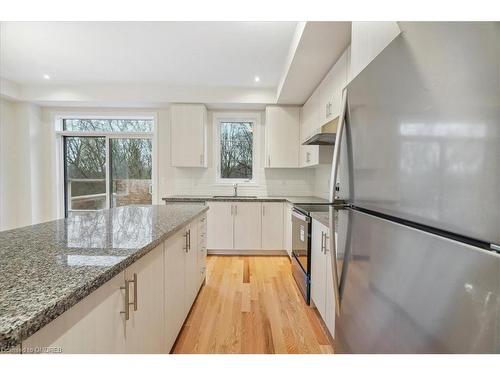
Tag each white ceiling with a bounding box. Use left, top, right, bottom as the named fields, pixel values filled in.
left=0, top=21, right=297, bottom=88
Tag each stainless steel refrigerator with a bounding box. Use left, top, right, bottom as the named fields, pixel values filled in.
left=330, top=22, right=500, bottom=353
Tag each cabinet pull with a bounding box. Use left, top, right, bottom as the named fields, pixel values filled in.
left=120, top=273, right=137, bottom=319
left=321, top=232, right=325, bottom=254
left=120, top=281, right=130, bottom=320
left=324, top=234, right=330, bottom=253
left=200, top=154, right=203, bottom=165
left=262, top=204, right=265, bottom=216
left=188, top=229, right=191, bottom=250
left=131, top=273, right=138, bottom=311
left=235, top=205, right=237, bottom=215
left=184, top=230, right=189, bottom=252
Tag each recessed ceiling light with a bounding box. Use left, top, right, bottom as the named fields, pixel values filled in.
left=43, top=74, right=51, bottom=80
left=254, top=76, right=260, bottom=83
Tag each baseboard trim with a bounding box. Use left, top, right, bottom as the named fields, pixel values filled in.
left=207, top=249, right=288, bottom=256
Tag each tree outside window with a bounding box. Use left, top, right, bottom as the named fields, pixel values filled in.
left=219, top=121, right=253, bottom=181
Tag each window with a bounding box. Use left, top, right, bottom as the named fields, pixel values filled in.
left=217, top=121, right=254, bottom=182
left=59, top=117, right=154, bottom=216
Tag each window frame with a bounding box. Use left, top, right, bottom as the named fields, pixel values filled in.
left=213, top=112, right=261, bottom=186
left=54, top=112, right=158, bottom=218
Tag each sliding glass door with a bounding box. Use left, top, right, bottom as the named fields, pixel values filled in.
left=64, top=136, right=107, bottom=213
left=61, top=118, right=154, bottom=216
left=110, top=138, right=152, bottom=208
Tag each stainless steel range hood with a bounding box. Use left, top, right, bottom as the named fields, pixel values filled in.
left=302, top=117, right=338, bottom=145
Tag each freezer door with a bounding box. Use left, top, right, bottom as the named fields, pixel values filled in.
left=346, top=22, right=500, bottom=244
left=335, top=209, right=500, bottom=353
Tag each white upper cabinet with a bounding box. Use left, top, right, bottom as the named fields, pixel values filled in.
left=349, top=22, right=401, bottom=82
left=301, top=88, right=321, bottom=142
left=170, top=104, right=207, bottom=167
left=265, top=106, right=301, bottom=168
left=319, top=48, right=349, bottom=125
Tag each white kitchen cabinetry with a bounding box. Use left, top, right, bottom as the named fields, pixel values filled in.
left=261, top=202, right=284, bottom=250
left=23, top=215, right=207, bottom=354
left=22, top=272, right=127, bottom=354
left=300, top=88, right=320, bottom=143
left=283, top=203, right=293, bottom=258
left=207, top=201, right=287, bottom=252
left=350, top=22, right=401, bottom=82
left=184, top=221, right=198, bottom=314
left=207, top=202, right=234, bottom=250
left=310, top=219, right=335, bottom=338
left=197, top=215, right=208, bottom=286
left=319, top=48, right=348, bottom=124
left=170, top=104, right=207, bottom=167
left=124, top=244, right=165, bottom=354
left=265, top=106, right=300, bottom=168
left=233, top=202, right=262, bottom=250
left=164, top=229, right=187, bottom=352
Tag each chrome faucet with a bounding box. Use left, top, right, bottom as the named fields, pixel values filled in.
left=233, top=183, right=238, bottom=197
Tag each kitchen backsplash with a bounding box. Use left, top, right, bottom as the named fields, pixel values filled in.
left=170, top=167, right=317, bottom=197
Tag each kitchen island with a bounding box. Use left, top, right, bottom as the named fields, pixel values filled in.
left=0, top=204, right=208, bottom=353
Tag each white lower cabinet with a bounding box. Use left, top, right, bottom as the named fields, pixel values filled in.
left=233, top=202, right=262, bottom=250
left=261, top=202, right=283, bottom=250
left=22, top=272, right=127, bottom=354
left=164, top=228, right=187, bottom=352
left=207, top=202, right=234, bottom=249
left=207, top=201, right=287, bottom=252
left=184, top=221, right=199, bottom=314
left=124, top=244, right=165, bottom=354
left=310, top=219, right=335, bottom=338
left=197, top=215, right=208, bottom=286
left=22, top=215, right=207, bottom=354
left=283, top=203, right=293, bottom=258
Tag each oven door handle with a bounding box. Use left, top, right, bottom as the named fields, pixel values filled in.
left=292, top=209, right=311, bottom=223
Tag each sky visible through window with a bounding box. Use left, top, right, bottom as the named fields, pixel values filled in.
left=219, top=121, right=253, bottom=180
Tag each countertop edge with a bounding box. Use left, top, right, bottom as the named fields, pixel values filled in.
left=0, top=206, right=209, bottom=351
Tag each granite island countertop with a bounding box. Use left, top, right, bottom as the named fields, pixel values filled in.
left=162, top=195, right=329, bottom=204
left=0, top=203, right=208, bottom=351
left=311, top=212, right=330, bottom=227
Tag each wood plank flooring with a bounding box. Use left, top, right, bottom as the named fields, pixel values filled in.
left=172, top=256, right=334, bottom=354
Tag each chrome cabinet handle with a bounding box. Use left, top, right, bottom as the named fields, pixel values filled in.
left=200, top=154, right=203, bottom=165
left=321, top=232, right=325, bottom=253
left=188, top=229, right=191, bottom=250
left=262, top=204, right=266, bottom=216
left=120, top=273, right=138, bottom=319
left=120, top=280, right=130, bottom=320
left=268, top=155, right=271, bottom=167
left=131, top=273, right=138, bottom=311
left=324, top=234, right=330, bottom=253
left=184, top=230, right=189, bottom=252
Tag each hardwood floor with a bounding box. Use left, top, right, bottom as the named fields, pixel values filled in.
left=172, top=255, right=334, bottom=354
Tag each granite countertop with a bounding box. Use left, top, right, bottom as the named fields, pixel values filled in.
left=311, top=212, right=330, bottom=227
left=0, top=203, right=208, bottom=351
left=162, top=195, right=329, bottom=204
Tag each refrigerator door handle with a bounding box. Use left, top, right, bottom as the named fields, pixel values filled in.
left=328, top=88, right=348, bottom=316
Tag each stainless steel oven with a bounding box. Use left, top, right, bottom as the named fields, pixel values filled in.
left=291, top=207, right=312, bottom=304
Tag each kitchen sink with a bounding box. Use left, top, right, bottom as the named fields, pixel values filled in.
left=212, top=195, right=258, bottom=199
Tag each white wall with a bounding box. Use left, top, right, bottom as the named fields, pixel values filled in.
left=169, top=109, right=316, bottom=197
left=0, top=98, right=44, bottom=230
left=0, top=103, right=323, bottom=231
